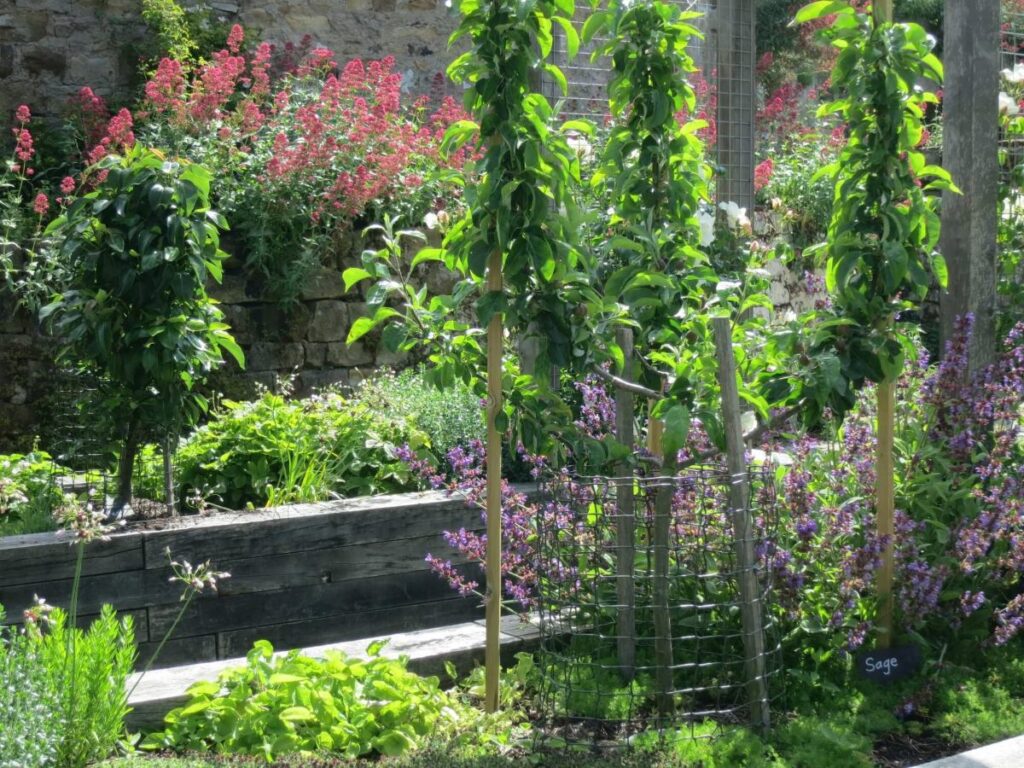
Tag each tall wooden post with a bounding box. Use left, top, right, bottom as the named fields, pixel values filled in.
left=614, top=328, right=637, bottom=682
left=939, top=0, right=999, bottom=372
left=715, top=0, right=757, bottom=214
left=712, top=318, right=770, bottom=731
left=873, top=0, right=896, bottom=650
left=484, top=250, right=503, bottom=712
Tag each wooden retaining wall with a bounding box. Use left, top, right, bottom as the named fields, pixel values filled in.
left=0, top=490, right=484, bottom=668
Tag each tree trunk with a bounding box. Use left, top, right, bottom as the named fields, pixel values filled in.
left=113, top=412, right=140, bottom=518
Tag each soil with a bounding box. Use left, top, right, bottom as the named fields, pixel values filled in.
left=873, top=731, right=964, bottom=767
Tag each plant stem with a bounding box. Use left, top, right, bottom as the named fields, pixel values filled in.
left=63, top=541, right=85, bottom=753
left=126, top=590, right=196, bottom=702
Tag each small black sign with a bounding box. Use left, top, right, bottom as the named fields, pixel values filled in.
left=855, top=645, right=922, bottom=684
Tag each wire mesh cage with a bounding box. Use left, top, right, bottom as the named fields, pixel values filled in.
left=541, top=0, right=710, bottom=121
left=533, top=466, right=781, bottom=745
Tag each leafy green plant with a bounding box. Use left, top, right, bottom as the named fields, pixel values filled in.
left=141, top=0, right=197, bottom=65
left=141, top=639, right=459, bottom=759
left=36, top=605, right=136, bottom=768
left=355, top=368, right=485, bottom=462
left=41, top=146, right=243, bottom=514
left=175, top=389, right=425, bottom=510
left=756, top=132, right=839, bottom=253
left=0, top=451, right=65, bottom=537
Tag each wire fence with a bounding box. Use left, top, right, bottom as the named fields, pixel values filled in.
left=541, top=0, right=709, bottom=121
left=533, top=467, right=781, bottom=744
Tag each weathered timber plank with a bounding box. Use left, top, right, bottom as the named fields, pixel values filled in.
left=0, top=567, right=178, bottom=623
left=126, top=614, right=541, bottom=730
left=196, top=534, right=477, bottom=598
left=141, top=491, right=482, bottom=565
left=147, top=564, right=481, bottom=638
left=0, top=531, right=143, bottom=587
left=136, top=633, right=218, bottom=670
left=217, top=596, right=482, bottom=659
left=4, top=533, right=479, bottom=625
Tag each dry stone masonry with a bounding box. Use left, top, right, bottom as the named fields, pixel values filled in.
left=0, top=0, right=459, bottom=123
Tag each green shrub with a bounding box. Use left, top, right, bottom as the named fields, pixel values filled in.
left=0, top=451, right=64, bottom=537
left=0, top=603, right=135, bottom=768
left=39, top=606, right=136, bottom=768
left=355, top=368, right=484, bottom=463
left=175, top=390, right=425, bottom=509
left=141, top=639, right=458, bottom=759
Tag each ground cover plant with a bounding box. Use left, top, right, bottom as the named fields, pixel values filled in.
left=0, top=451, right=66, bottom=536
left=174, top=388, right=426, bottom=510
left=140, top=640, right=463, bottom=760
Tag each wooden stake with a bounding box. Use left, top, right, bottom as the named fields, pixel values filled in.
left=876, top=380, right=896, bottom=649
left=484, top=250, right=503, bottom=713
left=712, top=317, right=770, bottom=731
left=614, top=328, right=636, bottom=682
left=873, top=0, right=893, bottom=24
left=873, top=0, right=896, bottom=652
left=653, top=453, right=676, bottom=718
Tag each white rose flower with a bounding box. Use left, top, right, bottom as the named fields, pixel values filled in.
left=697, top=209, right=715, bottom=246
left=999, top=91, right=1020, bottom=117
left=423, top=212, right=439, bottom=230
left=719, top=201, right=751, bottom=232
left=1003, top=63, right=1024, bottom=84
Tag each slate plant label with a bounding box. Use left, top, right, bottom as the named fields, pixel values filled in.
left=856, top=645, right=922, bottom=684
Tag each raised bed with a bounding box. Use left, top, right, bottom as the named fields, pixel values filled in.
left=0, top=490, right=483, bottom=668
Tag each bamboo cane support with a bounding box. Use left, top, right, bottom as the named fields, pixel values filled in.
left=876, top=380, right=896, bottom=649
left=484, top=250, right=503, bottom=713
left=614, top=327, right=637, bottom=682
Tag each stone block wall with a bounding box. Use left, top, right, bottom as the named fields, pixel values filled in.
left=1, top=0, right=458, bottom=124
left=0, top=228, right=441, bottom=452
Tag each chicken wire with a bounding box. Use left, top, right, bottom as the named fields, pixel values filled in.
left=532, top=467, right=781, bottom=745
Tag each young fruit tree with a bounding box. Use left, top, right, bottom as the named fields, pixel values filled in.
left=42, top=146, right=243, bottom=516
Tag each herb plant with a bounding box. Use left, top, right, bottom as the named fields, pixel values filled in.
left=355, top=367, right=484, bottom=462
left=141, top=639, right=458, bottom=759
left=0, top=613, right=61, bottom=768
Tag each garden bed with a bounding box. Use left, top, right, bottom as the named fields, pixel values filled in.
left=0, top=490, right=484, bottom=669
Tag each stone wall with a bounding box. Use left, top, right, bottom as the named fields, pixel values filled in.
left=0, top=0, right=458, bottom=123
left=0, top=228, right=438, bottom=452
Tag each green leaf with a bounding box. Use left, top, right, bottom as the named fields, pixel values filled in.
left=366, top=638, right=390, bottom=657
left=278, top=706, right=316, bottom=722
left=411, top=247, right=445, bottom=268
left=269, top=673, right=306, bottom=685
left=793, top=1, right=850, bottom=25
left=342, top=268, right=372, bottom=292
left=661, top=404, right=691, bottom=460
left=551, top=16, right=579, bottom=59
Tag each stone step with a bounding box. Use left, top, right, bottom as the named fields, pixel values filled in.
left=912, top=735, right=1024, bottom=768
left=126, top=614, right=540, bottom=730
